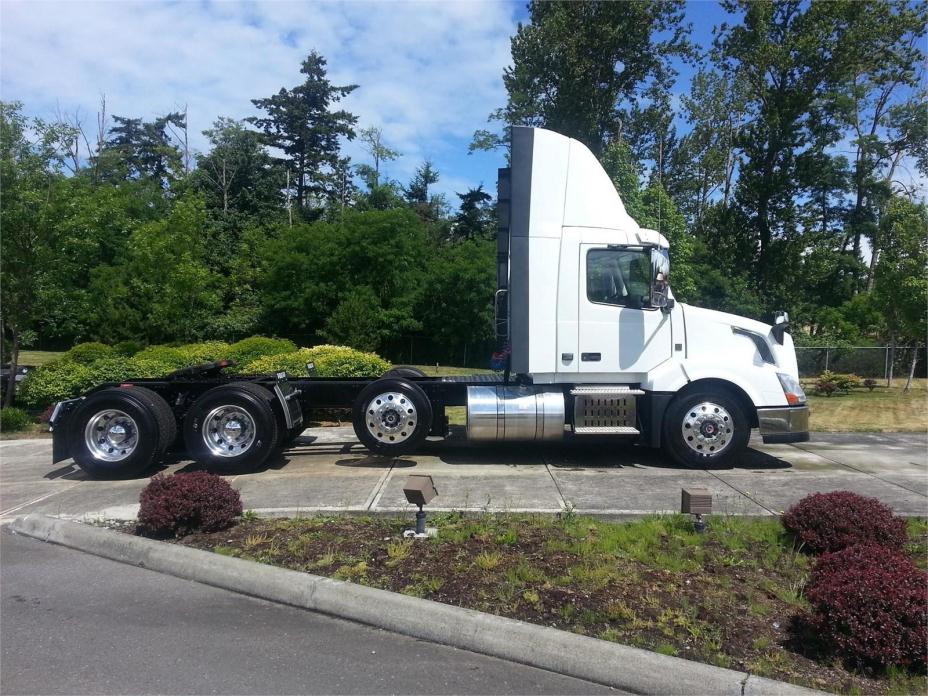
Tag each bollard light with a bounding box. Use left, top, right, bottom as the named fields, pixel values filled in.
left=681, top=487, right=712, bottom=533
left=403, top=474, right=438, bottom=538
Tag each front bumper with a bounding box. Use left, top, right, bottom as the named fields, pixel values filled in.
left=757, top=405, right=810, bottom=444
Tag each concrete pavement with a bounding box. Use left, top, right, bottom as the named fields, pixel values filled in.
left=1, top=428, right=925, bottom=522
left=1, top=528, right=619, bottom=695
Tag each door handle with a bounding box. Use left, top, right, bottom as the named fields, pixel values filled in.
left=581, top=352, right=601, bottom=362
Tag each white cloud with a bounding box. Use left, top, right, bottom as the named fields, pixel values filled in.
left=0, top=0, right=516, bottom=200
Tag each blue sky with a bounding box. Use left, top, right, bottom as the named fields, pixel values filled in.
left=3, top=1, right=918, bottom=208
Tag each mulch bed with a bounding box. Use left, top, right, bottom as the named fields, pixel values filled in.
left=175, top=513, right=927, bottom=695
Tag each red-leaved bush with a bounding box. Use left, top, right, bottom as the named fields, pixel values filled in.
left=781, top=491, right=907, bottom=554
left=807, top=544, right=927, bottom=669
left=138, top=472, right=242, bottom=537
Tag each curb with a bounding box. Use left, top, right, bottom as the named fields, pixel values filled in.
left=9, top=514, right=825, bottom=696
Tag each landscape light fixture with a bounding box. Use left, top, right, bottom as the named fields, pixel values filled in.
left=403, top=474, right=438, bottom=539
left=681, top=487, right=712, bottom=533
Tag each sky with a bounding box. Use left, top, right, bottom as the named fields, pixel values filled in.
left=1, top=1, right=918, bottom=207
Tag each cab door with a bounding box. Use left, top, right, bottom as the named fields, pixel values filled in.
left=578, top=244, right=672, bottom=374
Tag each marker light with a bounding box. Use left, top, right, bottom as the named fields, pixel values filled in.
left=777, top=373, right=806, bottom=405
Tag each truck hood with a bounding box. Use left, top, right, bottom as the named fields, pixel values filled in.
left=679, top=304, right=799, bottom=378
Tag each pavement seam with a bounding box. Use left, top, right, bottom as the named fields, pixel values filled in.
left=541, top=455, right=570, bottom=510
left=0, top=481, right=84, bottom=518
left=365, top=461, right=395, bottom=510
left=702, top=469, right=779, bottom=516
left=791, top=443, right=927, bottom=498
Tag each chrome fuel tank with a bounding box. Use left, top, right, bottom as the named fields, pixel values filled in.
left=465, top=386, right=565, bottom=442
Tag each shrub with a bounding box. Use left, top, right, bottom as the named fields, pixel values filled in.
left=242, top=345, right=390, bottom=378
left=807, top=544, right=927, bottom=669
left=113, top=340, right=143, bottom=357
left=66, top=342, right=115, bottom=364
left=127, top=357, right=177, bottom=378
left=18, top=360, right=94, bottom=409
left=178, top=341, right=230, bottom=364
left=813, top=380, right=838, bottom=397
left=782, top=491, right=908, bottom=554
left=138, top=472, right=243, bottom=537
left=133, top=345, right=190, bottom=369
left=1, top=407, right=32, bottom=432
left=863, top=378, right=878, bottom=392
left=226, top=336, right=297, bottom=368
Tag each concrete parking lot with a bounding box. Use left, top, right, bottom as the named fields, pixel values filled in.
left=1, top=428, right=925, bottom=522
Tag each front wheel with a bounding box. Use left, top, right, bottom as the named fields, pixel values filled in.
left=661, top=390, right=750, bottom=468
left=352, top=378, right=432, bottom=456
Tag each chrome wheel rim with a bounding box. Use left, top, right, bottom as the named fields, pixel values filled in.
left=202, top=405, right=256, bottom=458
left=681, top=402, right=733, bottom=456
left=84, top=409, right=139, bottom=462
left=365, top=391, right=417, bottom=444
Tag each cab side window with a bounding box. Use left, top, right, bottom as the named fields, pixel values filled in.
left=586, top=249, right=650, bottom=308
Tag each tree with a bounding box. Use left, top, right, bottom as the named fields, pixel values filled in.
left=0, top=102, right=77, bottom=404
left=100, top=112, right=186, bottom=185
left=404, top=161, right=446, bottom=222
left=193, top=117, right=284, bottom=217
left=450, top=185, right=494, bottom=242
left=871, top=197, right=927, bottom=392
left=357, top=126, right=399, bottom=187
left=716, top=0, right=863, bottom=288
left=249, top=51, right=358, bottom=216
left=477, top=0, right=691, bottom=156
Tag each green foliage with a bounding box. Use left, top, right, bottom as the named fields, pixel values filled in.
left=133, top=345, right=190, bottom=369
left=226, top=337, right=297, bottom=367
left=178, top=341, right=231, bottom=364
left=18, top=360, right=94, bottom=409
left=242, top=345, right=390, bottom=378
left=321, top=286, right=385, bottom=352
left=1, top=407, right=32, bottom=432
left=65, top=342, right=115, bottom=364
left=113, top=340, right=143, bottom=357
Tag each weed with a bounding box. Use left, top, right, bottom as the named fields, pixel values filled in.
left=505, top=560, right=545, bottom=585
left=243, top=533, right=269, bottom=550
left=656, top=643, right=679, bottom=657
left=495, top=528, right=519, bottom=546
left=241, top=509, right=259, bottom=522
left=334, top=561, right=368, bottom=581
left=752, top=636, right=773, bottom=651
left=386, top=540, right=413, bottom=567
left=213, top=545, right=241, bottom=557
left=310, top=548, right=338, bottom=568
left=604, top=601, right=637, bottom=623
left=522, top=589, right=541, bottom=606
left=557, top=603, right=577, bottom=621
left=475, top=551, right=503, bottom=570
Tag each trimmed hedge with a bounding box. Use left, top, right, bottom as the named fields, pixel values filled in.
left=782, top=491, right=908, bottom=554
left=138, top=472, right=242, bottom=537
left=113, top=340, right=143, bottom=357
left=18, top=338, right=391, bottom=409
left=243, top=345, right=391, bottom=377
left=65, top=342, right=115, bottom=364
left=1, top=407, right=32, bottom=432
left=226, top=337, right=296, bottom=368
left=807, top=544, right=927, bottom=669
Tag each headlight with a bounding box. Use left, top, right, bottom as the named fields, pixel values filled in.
left=777, top=372, right=806, bottom=405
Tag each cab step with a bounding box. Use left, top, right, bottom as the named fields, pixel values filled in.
left=569, top=386, right=645, bottom=396
left=573, top=426, right=640, bottom=435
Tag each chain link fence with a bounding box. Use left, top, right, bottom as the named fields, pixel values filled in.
left=795, top=346, right=926, bottom=381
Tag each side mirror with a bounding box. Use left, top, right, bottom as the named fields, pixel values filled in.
left=650, top=248, right=672, bottom=312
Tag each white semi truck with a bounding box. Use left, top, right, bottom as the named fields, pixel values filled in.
left=49, top=126, right=808, bottom=478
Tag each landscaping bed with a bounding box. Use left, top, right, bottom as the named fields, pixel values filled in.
left=177, top=512, right=928, bottom=695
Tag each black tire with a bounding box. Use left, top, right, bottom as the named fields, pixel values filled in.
left=382, top=365, right=426, bottom=379
left=352, top=378, right=432, bottom=456
left=661, top=390, right=750, bottom=468
left=69, top=386, right=175, bottom=479
left=183, top=382, right=279, bottom=471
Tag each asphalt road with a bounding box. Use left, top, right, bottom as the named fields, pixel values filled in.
left=0, top=529, right=618, bottom=695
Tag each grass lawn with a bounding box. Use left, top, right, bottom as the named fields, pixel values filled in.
left=410, top=364, right=495, bottom=376
left=12, top=350, right=66, bottom=366
left=177, top=513, right=928, bottom=695
left=806, top=379, right=927, bottom=432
